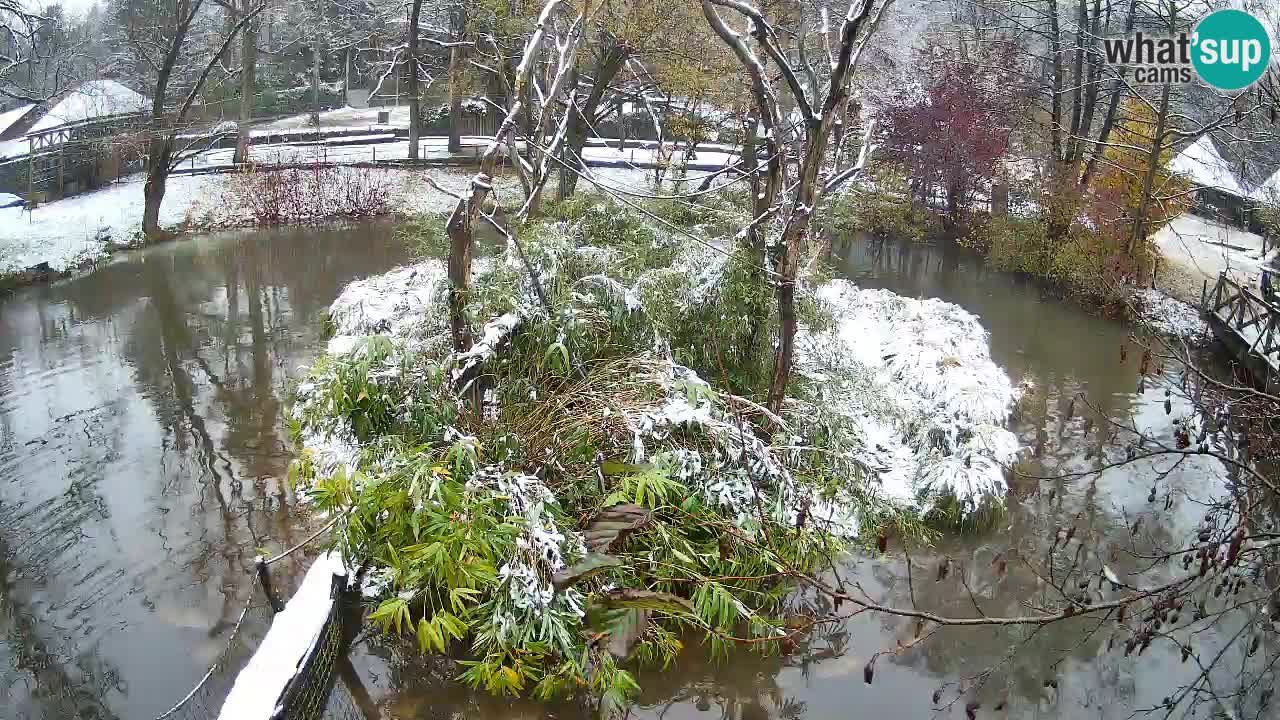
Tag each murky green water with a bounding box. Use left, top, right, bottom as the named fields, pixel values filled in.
left=0, top=221, right=411, bottom=719
left=0, top=227, right=1253, bottom=719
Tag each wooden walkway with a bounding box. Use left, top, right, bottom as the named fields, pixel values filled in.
left=1202, top=272, right=1280, bottom=387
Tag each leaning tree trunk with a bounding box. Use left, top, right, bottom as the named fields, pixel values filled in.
left=1129, top=81, right=1172, bottom=257
left=407, top=0, right=423, bottom=160
left=142, top=136, right=174, bottom=237
left=233, top=13, right=256, bottom=164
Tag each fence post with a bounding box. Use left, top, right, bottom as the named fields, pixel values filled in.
left=256, top=556, right=286, bottom=613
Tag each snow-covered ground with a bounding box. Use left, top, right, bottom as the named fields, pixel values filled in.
left=1151, top=212, right=1276, bottom=305
left=1132, top=287, right=1209, bottom=340
left=0, top=168, right=515, bottom=276
left=1153, top=213, right=1272, bottom=285
left=255, top=105, right=414, bottom=131
left=0, top=134, right=721, bottom=280
left=176, top=135, right=740, bottom=173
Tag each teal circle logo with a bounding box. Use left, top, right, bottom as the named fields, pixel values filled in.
left=1192, top=9, right=1271, bottom=91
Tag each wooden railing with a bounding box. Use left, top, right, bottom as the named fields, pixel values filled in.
left=1206, top=272, right=1280, bottom=368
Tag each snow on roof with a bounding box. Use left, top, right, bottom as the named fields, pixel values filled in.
left=27, top=81, right=148, bottom=134
left=1170, top=134, right=1247, bottom=198
left=0, top=104, right=36, bottom=136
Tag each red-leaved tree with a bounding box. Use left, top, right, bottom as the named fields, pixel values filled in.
left=880, top=43, right=1020, bottom=224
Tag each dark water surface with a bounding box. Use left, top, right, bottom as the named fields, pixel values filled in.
left=0, top=227, right=1247, bottom=720
left=0, top=221, right=411, bottom=719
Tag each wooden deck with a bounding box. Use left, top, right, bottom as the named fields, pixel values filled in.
left=1202, top=272, right=1280, bottom=387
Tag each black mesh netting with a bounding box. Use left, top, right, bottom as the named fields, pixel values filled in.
left=158, top=569, right=367, bottom=720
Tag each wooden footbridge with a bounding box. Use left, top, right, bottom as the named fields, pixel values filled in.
left=1202, top=272, right=1280, bottom=388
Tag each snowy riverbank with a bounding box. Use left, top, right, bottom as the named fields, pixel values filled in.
left=0, top=164, right=680, bottom=285
left=0, top=169, right=486, bottom=279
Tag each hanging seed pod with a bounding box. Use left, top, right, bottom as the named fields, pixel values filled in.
left=1148, top=487, right=1157, bottom=503
left=932, top=688, right=943, bottom=705
left=1225, top=526, right=1245, bottom=568
left=1249, top=634, right=1261, bottom=657
left=1164, top=398, right=1172, bottom=414
left=1181, top=644, right=1191, bottom=662
left=864, top=656, right=876, bottom=684
left=965, top=700, right=980, bottom=720
left=937, top=557, right=951, bottom=582
left=1107, top=634, right=1116, bottom=651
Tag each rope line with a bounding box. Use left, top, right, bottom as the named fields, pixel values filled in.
left=152, top=591, right=255, bottom=720
left=152, top=515, right=343, bottom=720
left=264, top=515, right=341, bottom=566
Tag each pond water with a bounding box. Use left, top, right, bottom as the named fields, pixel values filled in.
left=0, top=226, right=1247, bottom=719
left=0, top=221, right=411, bottom=720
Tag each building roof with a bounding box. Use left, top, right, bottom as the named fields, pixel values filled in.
left=0, top=104, right=38, bottom=137
left=1169, top=134, right=1247, bottom=198
left=26, top=80, right=148, bottom=134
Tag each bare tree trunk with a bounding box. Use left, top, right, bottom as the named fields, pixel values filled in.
left=143, top=136, right=173, bottom=237
left=407, top=0, right=423, bottom=160
left=310, top=32, right=322, bottom=127
left=447, top=6, right=466, bottom=154
left=559, top=41, right=627, bottom=199
left=1129, top=82, right=1171, bottom=257
left=233, top=8, right=256, bottom=164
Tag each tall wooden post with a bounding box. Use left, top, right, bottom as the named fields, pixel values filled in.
left=27, top=137, right=34, bottom=201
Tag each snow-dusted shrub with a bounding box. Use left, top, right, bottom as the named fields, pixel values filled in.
left=796, top=281, right=1019, bottom=521
left=290, top=199, right=1019, bottom=706
left=224, top=165, right=398, bottom=226
left=819, top=164, right=931, bottom=242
